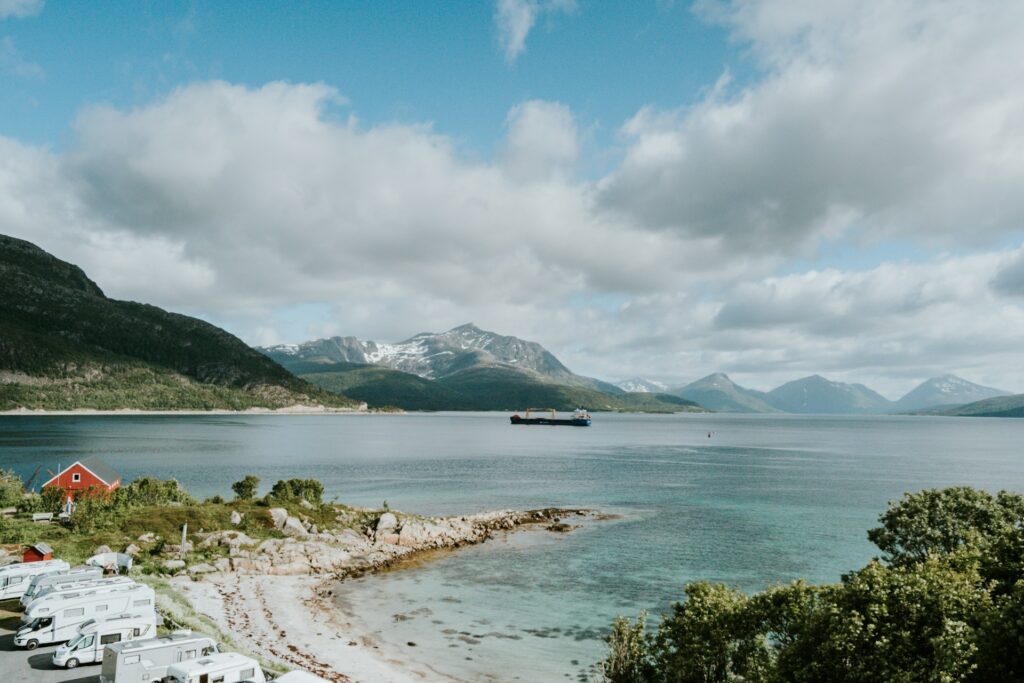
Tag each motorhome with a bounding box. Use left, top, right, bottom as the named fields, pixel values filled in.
left=100, top=631, right=220, bottom=683
left=23, top=576, right=136, bottom=615
left=0, top=559, right=70, bottom=601
left=20, top=565, right=104, bottom=606
left=52, top=612, right=158, bottom=668
left=15, top=583, right=156, bottom=649
left=166, top=652, right=266, bottom=683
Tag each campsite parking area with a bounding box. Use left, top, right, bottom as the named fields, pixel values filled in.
left=1, top=601, right=100, bottom=683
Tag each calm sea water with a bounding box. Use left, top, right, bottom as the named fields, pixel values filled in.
left=2, top=412, right=1022, bottom=681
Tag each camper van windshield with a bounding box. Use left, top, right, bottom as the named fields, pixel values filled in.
left=66, top=633, right=86, bottom=650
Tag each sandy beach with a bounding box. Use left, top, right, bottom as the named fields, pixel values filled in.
left=171, top=573, right=458, bottom=683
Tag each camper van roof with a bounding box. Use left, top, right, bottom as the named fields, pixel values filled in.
left=111, top=631, right=213, bottom=654
left=0, top=559, right=66, bottom=573
left=169, top=652, right=255, bottom=675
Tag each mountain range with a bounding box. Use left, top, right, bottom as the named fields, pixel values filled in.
left=260, top=326, right=699, bottom=413
left=0, top=234, right=358, bottom=411
left=669, top=372, right=1010, bottom=415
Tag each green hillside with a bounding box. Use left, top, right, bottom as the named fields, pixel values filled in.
left=290, top=361, right=703, bottom=412
left=0, top=234, right=359, bottom=411
left=927, top=394, right=1024, bottom=418
left=436, top=366, right=701, bottom=412
left=296, top=362, right=470, bottom=411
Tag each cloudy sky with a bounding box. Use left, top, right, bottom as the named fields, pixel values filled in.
left=2, top=1, right=1023, bottom=396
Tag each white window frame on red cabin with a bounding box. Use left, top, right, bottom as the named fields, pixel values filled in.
left=71, top=472, right=81, bottom=483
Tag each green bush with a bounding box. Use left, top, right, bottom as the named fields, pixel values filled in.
left=267, top=478, right=324, bottom=506
left=231, top=475, right=260, bottom=501
left=0, top=469, right=24, bottom=507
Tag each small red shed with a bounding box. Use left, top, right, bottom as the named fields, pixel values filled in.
left=23, top=542, right=54, bottom=562
left=41, top=456, right=122, bottom=502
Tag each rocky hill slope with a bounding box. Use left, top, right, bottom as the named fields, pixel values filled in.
left=0, top=234, right=358, bottom=411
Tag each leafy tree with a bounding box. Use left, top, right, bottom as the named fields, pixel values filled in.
left=867, top=487, right=1024, bottom=564
left=653, top=582, right=769, bottom=683
left=268, top=478, right=324, bottom=505
left=0, top=469, right=23, bottom=507
left=602, top=611, right=654, bottom=683
left=231, top=475, right=260, bottom=501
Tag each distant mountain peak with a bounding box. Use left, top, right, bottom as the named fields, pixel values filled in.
left=895, top=374, right=1009, bottom=411
left=259, top=324, right=622, bottom=395
left=616, top=378, right=669, bottom=393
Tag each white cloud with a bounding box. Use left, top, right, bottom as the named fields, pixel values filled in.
left=501, top=100, right=579, bottom=181
left=0, top=0, right=42, bottom=19
left=494, top=0, right=576, bottom=64
left=601, top=0, right=1024, bottom=256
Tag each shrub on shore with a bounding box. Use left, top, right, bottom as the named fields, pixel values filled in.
left=267, top=478, right=324, bottom=506
left=601, top=487, right=1024, bottom=683
left=231, top=475, right=260, bottom=501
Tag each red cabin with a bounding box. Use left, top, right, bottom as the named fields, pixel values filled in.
left=41, top=456, right=122, bottom=502
left=23, top=542, right=53, bottom=562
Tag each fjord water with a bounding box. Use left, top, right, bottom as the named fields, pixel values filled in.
left=2, top=413, right=1023, bottom=681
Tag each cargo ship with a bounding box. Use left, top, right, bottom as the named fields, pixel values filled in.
left=510, top=408, right=592, bottom=426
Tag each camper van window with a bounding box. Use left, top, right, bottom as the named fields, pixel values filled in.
left=101, top=633, right=121, bottom=645
left=241, top=668, right=255, bottom=679
left=125, top=655, right=141, bottom=665
left=213, top=676, right=226, bottom=683
left=96, top=604, right=108, bottom=612
left=64, top=607, right=85, bottom=617
left=12, top=576, right=23, bottom=584
left=80, top=635, right=95, bottom=649
left=67, top=634, right=86, bottom=650
left=185, top=649, right=197, bottom=659
left=134, top=599, right=151, bottom=607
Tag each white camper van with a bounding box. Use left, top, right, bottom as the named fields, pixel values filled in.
left=52, top=612, right=158, bottom=668
left=15, top=583, right=156, bottom=649
left=101, top=631, right=220, bottom=683
left=24, top=574, right=132, bottom=609
left=166, top=652, right=266, bottom=683
left=0, top=559, right=71, bottom=601
left=21, top=565, right=104, bottom=606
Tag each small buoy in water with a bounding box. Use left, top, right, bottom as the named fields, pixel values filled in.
left=708, top=432, right=712, bottom=438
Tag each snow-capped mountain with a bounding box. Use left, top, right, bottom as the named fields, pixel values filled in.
left=259, top=323, right=622, bottom=393
left=893, top=375, right=1010, bottom=412
left=616, top=378, right=669, bottom=393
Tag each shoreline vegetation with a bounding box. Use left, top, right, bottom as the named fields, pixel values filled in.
left=599, top=486, right=1024, bottom=683
left=0, top=469, right=594, bottom=681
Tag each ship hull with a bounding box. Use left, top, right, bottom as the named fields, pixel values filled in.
left=510, top=416, right=591, bottom=426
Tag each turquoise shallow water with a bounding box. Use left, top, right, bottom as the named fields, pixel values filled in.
left=2, top=412, right=1023, bottom=680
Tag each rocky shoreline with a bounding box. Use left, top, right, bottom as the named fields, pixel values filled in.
left=165, top=506, right=595, bottom=682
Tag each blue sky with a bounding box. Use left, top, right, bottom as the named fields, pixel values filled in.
left=3, top=1, right=1024, bottom=395
left=3, top=2, right=738, bottom=154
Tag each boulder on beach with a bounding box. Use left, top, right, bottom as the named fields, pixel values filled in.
left=163, top=559, right=186, bottom=570
left=187, top=563, right=216, bottom=576
left=123, top=543, right=142, bottom=556
left=94, top=544, right=112, bottom=555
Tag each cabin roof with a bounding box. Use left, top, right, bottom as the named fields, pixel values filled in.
left=41, top=456, right=122, bottom=488
left=30, top=542, right=53, bottom=555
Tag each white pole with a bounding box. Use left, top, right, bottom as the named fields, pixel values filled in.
left=181, top=523, right=187, bottom=560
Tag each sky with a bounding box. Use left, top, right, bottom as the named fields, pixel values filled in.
left=2, top=0, right=1024, bottom=397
